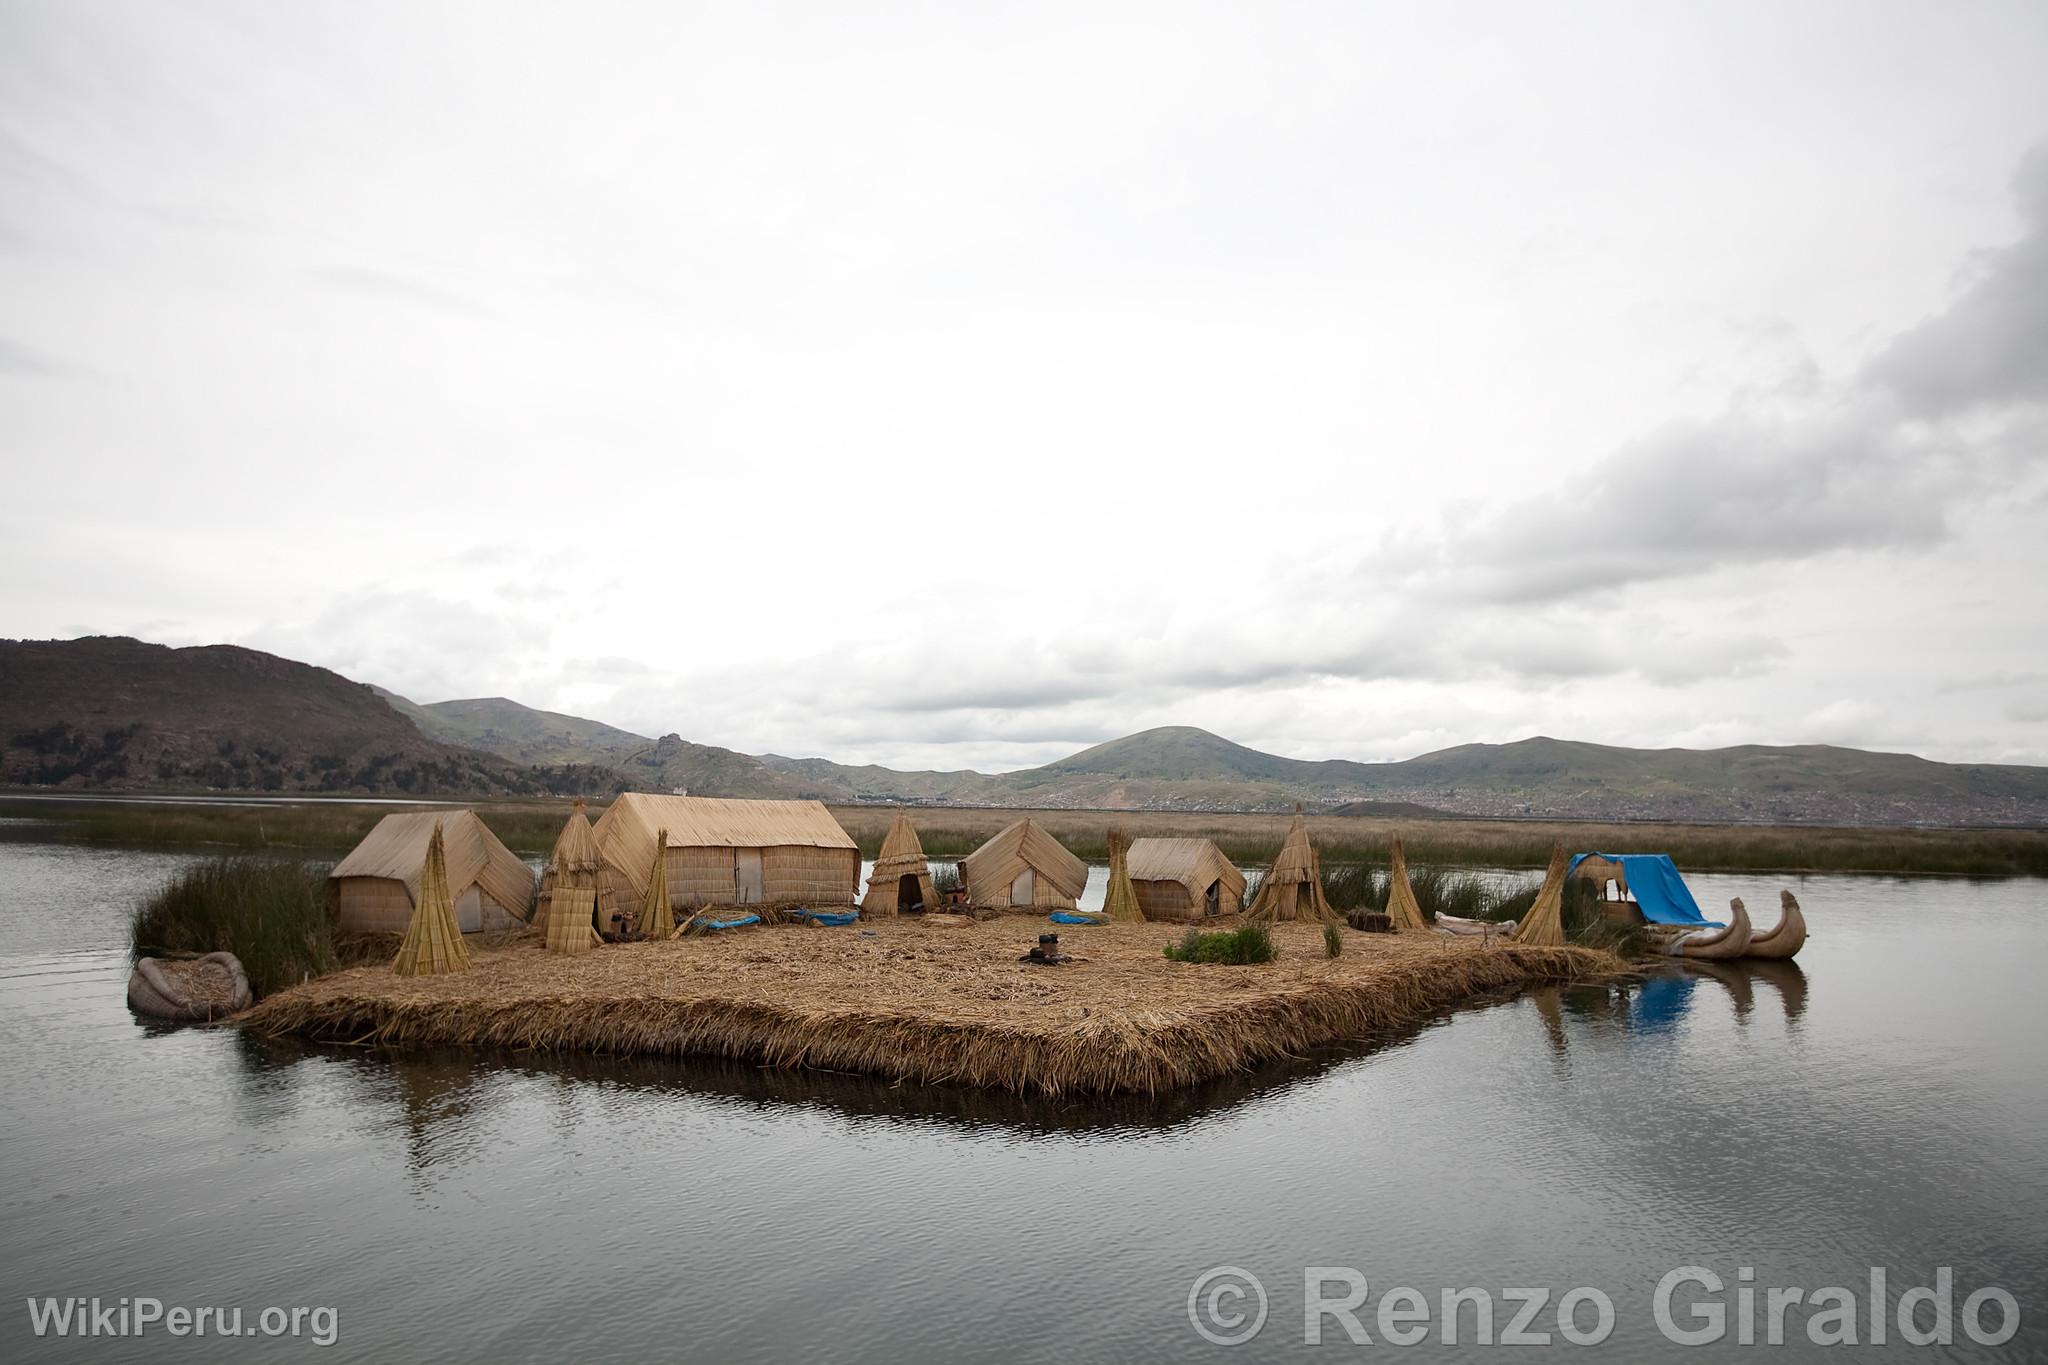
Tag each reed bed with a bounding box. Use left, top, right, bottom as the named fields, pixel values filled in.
left=242, top=918, right=1615, bottom=1095
left=13, top=796, right=2044, bottom=875
left=130, top=856, right=336, bottom=998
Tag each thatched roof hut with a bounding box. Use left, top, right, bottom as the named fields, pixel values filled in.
left=330, top=810, right=533, bottom=935
left=1127, top=837, right=1246, bottom=922
left=593, top=794, right=859, bottom=916
left=539, top=800, right=610, bottom=954
left=960, top=818, right=1088, bottom=911
left=861, top=812, right=935, bottom=917
left=1245, top=810, right=1338, bottom=924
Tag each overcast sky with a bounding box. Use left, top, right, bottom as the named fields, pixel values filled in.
left=4, top=1, right=2046, bottom=772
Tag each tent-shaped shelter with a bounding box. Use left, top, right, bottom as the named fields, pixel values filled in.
left=861, top=812, right=935, bottom=917
left=1244, top=810, right=1339, bottom=924
left=536, top=799, right=622, bottom=934
left=392, top=823, right=471, bottom=976
left=1384, top=834, right=1428, bottom=932
left=1126, top=837, right=1245, bottom=922
left=592, top=794, right=859, bottom=919
left=960, top=818, right=1088, bottom=911
left=330, top=810, right=533, bottom=934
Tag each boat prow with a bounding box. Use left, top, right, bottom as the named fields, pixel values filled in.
left=1663, top=898, right=1753, bottom=960
left=1744, top=890, right=1808, bottom=960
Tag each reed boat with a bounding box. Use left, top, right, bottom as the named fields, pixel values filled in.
left=1660, top=898, right=1752, bottom=960
left=1743, top=890, right=1808, bottom=960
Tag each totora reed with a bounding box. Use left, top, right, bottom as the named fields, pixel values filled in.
left=241, top=919, right=1616, bottom=1095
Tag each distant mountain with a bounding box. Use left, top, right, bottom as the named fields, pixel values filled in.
left=382, top=690, right=822, bottom=800
left=0, top=637, right=604, bottom=795
left=8, top=637, right=2045, bottom=825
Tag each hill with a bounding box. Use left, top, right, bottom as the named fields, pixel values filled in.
left=0, top=637, right=606, bottom=795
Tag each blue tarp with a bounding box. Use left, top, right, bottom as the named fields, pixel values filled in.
left=789, top=908, right=859, bottom=927
left=1567, top=853, right=1720, bottom=927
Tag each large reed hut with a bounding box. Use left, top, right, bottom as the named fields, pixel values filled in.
left=861, top=812, right=935, bottom=917
left=1245, top=810, right=1339, bottom=924
left=330, top=810, right=534, bottom=934
left=960, top=818, right=1088, bottom=912
left=1127, top=837, right=1246, bottom=922
left=592, top=794, right=859, bottom=919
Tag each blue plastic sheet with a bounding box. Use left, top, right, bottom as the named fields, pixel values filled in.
left=1567, top=853, right=1719, bottom=926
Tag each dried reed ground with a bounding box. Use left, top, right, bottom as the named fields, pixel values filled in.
left=243, top=919, right=1615, bottom=1095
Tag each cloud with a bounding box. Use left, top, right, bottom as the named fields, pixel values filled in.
left=0, top=336, right=66, bottom=377
left=1864, top=145, right=2048, bottom=417
left=1375, top=143, right=2048, bottom=609
left=304, top=265, right=487, bottom=317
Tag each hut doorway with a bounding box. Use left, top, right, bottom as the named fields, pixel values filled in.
left=1204, top=880, right=1221, bottom=917
left=897, top=873, right=925, bottom=912
left=734, top=849, right=764, bottom=905
left=1010, top=868, right=1035, bottom=906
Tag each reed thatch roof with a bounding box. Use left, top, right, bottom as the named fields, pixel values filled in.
left=960, top=818, right=1088, bottom=907
left=332, top=809, right=534, bottom=921
left=392, top=823, right=472, bottom=976
left=1126, top=837, right=1246, bottom=901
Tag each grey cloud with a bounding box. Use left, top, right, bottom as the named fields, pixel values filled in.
left=0, top=336, right=65, bottom=376
left=1864, top=144, right=2048, bottom=417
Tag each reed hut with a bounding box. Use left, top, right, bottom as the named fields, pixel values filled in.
left=392, top=823, right=471, bottom=976
left=536, top=800, right=621, bottom=934
left=861, top=812, right=935, bottom=918
left=330, top=810, right=533, bottom=935
left=1126, top=837, right=1245, bottom=922
left=593, top=793, right=859, bottom=919
left=1245, top=810, right=1338, bottom=924
left=960, top=818, right=1088, bottom=912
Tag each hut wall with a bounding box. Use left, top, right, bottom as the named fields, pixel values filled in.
left=762, top=845, right=859, bottom=905
left=334, top=877, right=415, bottom=934
left=1133, top=879, right=1197, bottom=922
left=663, top=846, right=741, bottom=909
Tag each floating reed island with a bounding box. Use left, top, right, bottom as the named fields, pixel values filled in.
left=242, top=918, right=1615, bottom=1096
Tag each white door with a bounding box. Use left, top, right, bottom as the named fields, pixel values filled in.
left=734, top=849, right=764, bottom=904
left=1009, top=868, right=1035, bottom=906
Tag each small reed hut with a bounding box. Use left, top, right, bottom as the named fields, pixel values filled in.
left=861, top=812, right=936, bottom=918
left=1126, top=837, right=1246, bottom=922
left=537, top=800, right=621, bottom=935
left=539, top=800, right=610, bottom=954
left=392, top=823, right=471, bottom=977
left=330, top=810, right=533, bottom=934
left=960, top=818, right=1088, bottom=912
left=593, top=793, right=859, bottom=919
left=1245, top=809, right=1339, bottom=924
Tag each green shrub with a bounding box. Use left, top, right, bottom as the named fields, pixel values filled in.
left=1164, top=922, right=1278, bottom=965
left=130, top=857, right=336, bottom=998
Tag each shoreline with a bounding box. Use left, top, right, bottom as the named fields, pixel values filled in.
left=240, top=919, right=1618, bottom=1095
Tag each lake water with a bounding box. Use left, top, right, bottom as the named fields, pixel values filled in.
left=1, top=840, right=2044, bottom=1361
